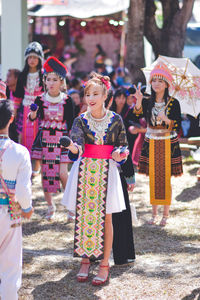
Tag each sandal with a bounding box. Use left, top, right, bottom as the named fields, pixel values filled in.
left=67, top=211, right=75, bottom=223
left=92, top=264, right=110, bottom=286
left=46, top=205, right=56, bottom=220
left=147, top=215, right=158, bottom=225
left=77, top=261, right=90, bottom=282
left=31, top=170, right=40, bottom=179
left=159, top=216, right=168, bottom=227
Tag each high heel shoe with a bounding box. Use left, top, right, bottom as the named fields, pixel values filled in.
left=76, top=261, right=90, bottom=282
left=92, top=264, right=110, bottom=286
left=67, top=211, right=75, bottom=223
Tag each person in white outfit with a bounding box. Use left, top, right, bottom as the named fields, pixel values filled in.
left=0, top=98, right=33, bottom=300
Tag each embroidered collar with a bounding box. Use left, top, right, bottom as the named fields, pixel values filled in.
left=28, top=71, right=39, bottom=78
left=82, top=110, right=115, bottom=144
left=45, top=92, right=65, bottom=104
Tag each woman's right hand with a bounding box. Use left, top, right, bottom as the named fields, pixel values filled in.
left=133, top=84, right=143, bottom=108
left=67, top=142, right=79, bottom=154
left=29, top=104, right=38, bottom=120
left=128, top=126, right=139, bottom=135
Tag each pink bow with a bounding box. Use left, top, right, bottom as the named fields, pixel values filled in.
left=101, top=78, right=111, bottom=90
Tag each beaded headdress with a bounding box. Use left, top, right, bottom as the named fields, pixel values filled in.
left=24, top=42, right=44, bottom=62
left=149, top=62, right=173, bottom=86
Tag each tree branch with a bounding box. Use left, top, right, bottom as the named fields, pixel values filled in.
left=165, top=0, right=194, bottom=56
left=126, top=0, right=146, bottom=82
left=174, top=0, right=195, bottom=30
left=160, top=0, right=179, bottom=28
left=144, top=0, right=161, bottom=56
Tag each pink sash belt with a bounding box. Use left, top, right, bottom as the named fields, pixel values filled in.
left=82, top=144, right=114, bottom=159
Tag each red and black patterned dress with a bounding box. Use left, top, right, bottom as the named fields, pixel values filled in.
left=31, top=92, right=74, bottom=193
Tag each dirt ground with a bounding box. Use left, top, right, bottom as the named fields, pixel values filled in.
left=19, top=158, right=200, bottom=300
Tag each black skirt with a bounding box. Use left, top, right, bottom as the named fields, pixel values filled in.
left=112, top=174, right=136, bottom=265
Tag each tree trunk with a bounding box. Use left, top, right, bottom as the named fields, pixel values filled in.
left=145, top=0, right=195, bottom=58
left=126, top=0, right=146, bottom=84
left=126, top=0, right=194, bottom=82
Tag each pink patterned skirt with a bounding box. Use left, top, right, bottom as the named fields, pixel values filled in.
left=32, top=128, right=71, bottom=193
left=16, top=106, right=39, bottom=154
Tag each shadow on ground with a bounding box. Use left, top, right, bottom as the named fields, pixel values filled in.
left=31, top=263, right=109, bottom=300
left=133, top=224, right=200, bottom=255
left=175, top=182, right=200, bottom=202
left=182, top=288, right=200, bottom=300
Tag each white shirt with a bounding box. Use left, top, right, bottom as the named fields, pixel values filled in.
left=0, top=138, right=32, bottom=210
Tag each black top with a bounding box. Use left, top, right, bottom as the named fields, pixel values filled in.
left=135, top=97, right=182, bottom=133
left=110, top=103, right=139, bottom=153
left=70, top=111, right=128, bottom=152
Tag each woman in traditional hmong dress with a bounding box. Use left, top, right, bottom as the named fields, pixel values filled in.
left=62, top=72, right=129, bottom=285
left=133, top=62, right=183, bottom=226
left=29, top=57, right=74, bottom=220
left=14, top=42, right=44, bottom=154
left=105, top=90, right=136, bottom=265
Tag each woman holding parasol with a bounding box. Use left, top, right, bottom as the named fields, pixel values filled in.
left=133, top=62, right=183, bottom=226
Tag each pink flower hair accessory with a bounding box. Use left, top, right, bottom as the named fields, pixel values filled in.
left=101, top=78, right=111, bottom=90
left=82, top=81, right=88, bottom=88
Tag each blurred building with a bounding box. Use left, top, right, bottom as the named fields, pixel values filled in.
left=27, top=1, right=129, bottom=73
left=0, top=0, right=129, bottom=78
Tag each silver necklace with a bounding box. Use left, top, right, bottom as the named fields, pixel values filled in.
left=86, top=110, right=112, bottom=144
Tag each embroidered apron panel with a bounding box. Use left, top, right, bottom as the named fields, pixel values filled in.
left=74, top=157, right=109, bottom=260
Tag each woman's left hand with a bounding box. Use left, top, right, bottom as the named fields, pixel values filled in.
left=112, top=149, right=124, bottom=162
left=127, top=183, right=135, bottom=192
left=112, top=149, right=128, bottom=162
left=157, top=111, right=166, bottom=121
left=157, top=111, right=170, bottom=124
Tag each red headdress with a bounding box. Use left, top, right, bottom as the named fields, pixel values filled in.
left=43, top=56, right=68, bottom=79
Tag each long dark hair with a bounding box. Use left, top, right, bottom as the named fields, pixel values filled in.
left=105, top=89, right=113, bottom=108
left=0, top=100, right=13, bottom=129
left=20, top=58, right=43, bottom=87
left=110, top=87, right=130, bottom=119
left=146, top=86, right=169, bottom=123
left=110, top=88, right=127, bottom=112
